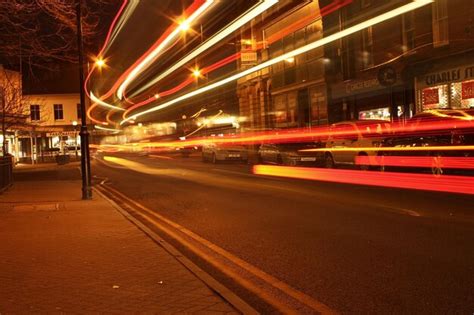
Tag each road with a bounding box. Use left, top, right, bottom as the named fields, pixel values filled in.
left=92, top=152, right=474, bottom=314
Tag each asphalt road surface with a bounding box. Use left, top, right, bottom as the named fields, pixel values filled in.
left=92, top=153, right=474, bottom=314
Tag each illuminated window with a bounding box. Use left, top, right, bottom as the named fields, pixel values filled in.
left=30, top=105, right=40, bottom=121
left=452, top=80, right=474, bottom=108
left=421, top=85, right=449, bottom=109
left=432, top=0, right=449, bottom=47
left=53, top=104, right=64, bottom=120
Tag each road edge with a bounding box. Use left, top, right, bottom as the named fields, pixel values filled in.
left=93, top=186, right=258, bottom=315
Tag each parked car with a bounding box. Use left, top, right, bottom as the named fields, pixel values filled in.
left=258, top=142, right=324, bottom=166
left=324, top=120, right=392, bottom=170
left=380, top=109, right=474, bottom=175
left=202, top=143, right=248, bottom=163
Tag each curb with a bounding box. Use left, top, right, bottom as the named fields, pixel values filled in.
left=93, top=186, right=258, bottom=315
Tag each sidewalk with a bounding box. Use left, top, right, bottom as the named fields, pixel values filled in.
left=0, top=165, right=237, bottom=313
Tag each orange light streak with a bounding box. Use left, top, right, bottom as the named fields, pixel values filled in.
left=252, top=165, right=474, bottom=195
left=355, top=155, right=474, bottom=169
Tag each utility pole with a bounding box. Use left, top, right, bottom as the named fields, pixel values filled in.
left=76, top=0, right=92, bottom=200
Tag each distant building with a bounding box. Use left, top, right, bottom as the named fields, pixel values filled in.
left=20, top=93, right=84, bottom=162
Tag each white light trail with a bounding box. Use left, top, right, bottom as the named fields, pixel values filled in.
left=121, top=0, right=433, bottom=125
left=91, top=92, right=126, bottom=111
left=131, top=0, right=279, bottom=97
left=95, top=125, right=122, bottom=132
left=116, top=0, right=215, bottom=100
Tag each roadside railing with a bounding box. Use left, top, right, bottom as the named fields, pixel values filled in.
left=0, top=156, right=13, bottom=192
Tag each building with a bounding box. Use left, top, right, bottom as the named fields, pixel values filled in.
left=322, top=0, right=474, bottom=123
left=20, top=93, right=84, bottom=163
left=237, top=0, right=329, bottom=131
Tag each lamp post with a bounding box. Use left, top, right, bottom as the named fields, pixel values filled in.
left=76, top=0, right=92, bottom=200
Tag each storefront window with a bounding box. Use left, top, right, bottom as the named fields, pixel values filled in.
left=453, top=80, right=474, bottom=108
left=421, top=85, right=449, bottom=109
left=358, top=107, right=391, bottom=121
left=416, top=65, right=474, bottom=111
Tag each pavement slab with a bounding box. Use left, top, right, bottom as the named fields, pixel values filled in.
left=0, top=168, right=237, bottom=313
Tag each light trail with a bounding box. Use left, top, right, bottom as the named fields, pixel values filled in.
left=253, top=165, right=474, bottom=195
left=91, top=0, right=352, bottom=125
left=90, top=92, right=125, bottom=111
left=95, top=125, right=121, bottom=133
left=122, top=53, right=241, bottom=119
left=355, top=155, right=474, bottom=169
left=87, top=104, right=108, bottom=125
left=130, top=0, right=280, bottom=98
left=184, top=110, right=223, bottom=138
left=121, top=0, right=434, bottom=125
left=301, top=146, right=474, bottom=153
left=84, top=0, right=129, bottom=96
left=100, top=116, right=474, bottom=153
left=116, top=0, right=215, bottom=100
left=86, top=0, right=211, bottom=125
left=84, top=0, right=129, bottom=126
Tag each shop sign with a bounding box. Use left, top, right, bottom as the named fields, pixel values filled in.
left=46, top=131, right=78, bottom=137
left=422, top=88, right=439, bottom=105
left=345, top=78, right=379, bottom=94
left=331, top=68, right=401, bottom=99
left=377, top=66, right=397, bottom=87
left=419, top=64, right=474, bottom=88
left=241, top=51, right=257, bottom=65
left=462, top=80, right=474, bottom=100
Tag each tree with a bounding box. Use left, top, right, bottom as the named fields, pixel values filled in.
left=0, top=66, right=27, bottom=156
left=0, top=0, right=114, bottom=68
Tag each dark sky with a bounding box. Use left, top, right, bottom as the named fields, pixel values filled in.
left=23, top=0, right=127, bottom=95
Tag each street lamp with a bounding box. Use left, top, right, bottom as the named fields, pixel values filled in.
left=95, top=58, right=105, bottom=68
left=75, top=0, right=92, bottom=200
left=192, top=68, right=201, bottom=78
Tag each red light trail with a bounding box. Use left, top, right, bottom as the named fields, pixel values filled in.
left=355, top=155, right=474, bottom=170
left=252, top=165, right=474, bottom=195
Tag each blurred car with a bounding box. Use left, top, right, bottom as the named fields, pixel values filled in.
left=380, top=109, right=474, bottom=175
left=258, top=143, right=323, bottom=166
left=202, top=143, right=248, bottom=163
left=324, top=120, right=392, bottom=170
left=175, top=145, right=199, bottom=157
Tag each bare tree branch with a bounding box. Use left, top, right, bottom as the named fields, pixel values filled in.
left=0, top=0, right=115, bottom=67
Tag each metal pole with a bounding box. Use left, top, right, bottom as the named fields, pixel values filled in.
left=75, top=127, right=78, bottom=159
left=76, top=0, right=92, bottom=200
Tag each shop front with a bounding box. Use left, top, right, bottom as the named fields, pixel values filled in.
left=329, top=66, right=411, bottom=123
left=415, top=63, right=474, bottom=111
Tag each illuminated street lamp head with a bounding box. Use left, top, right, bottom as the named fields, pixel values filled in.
left=95, top=58, right=105, bottom=68
left=179, top=20, right=190, bottom=32
left=192, top=68, right=201, bottom=78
